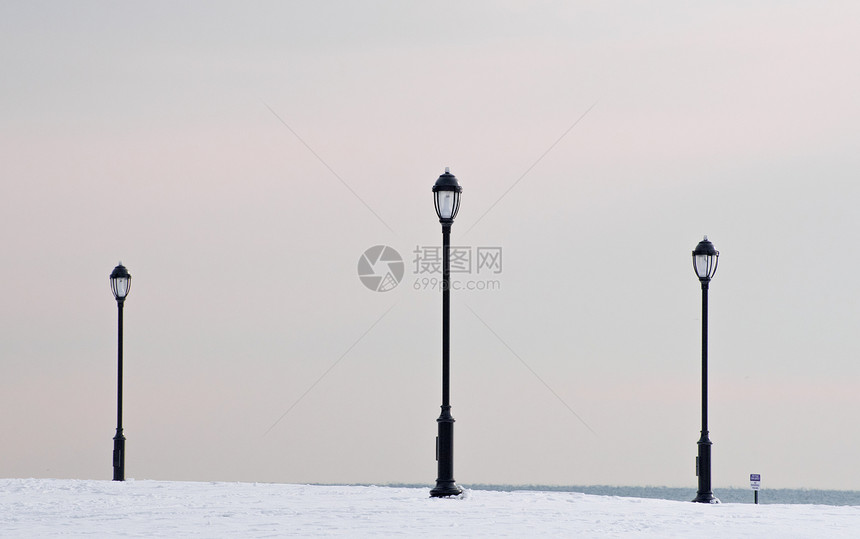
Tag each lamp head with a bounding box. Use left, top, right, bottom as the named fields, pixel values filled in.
left=432, top=167, right=462, bottom=223
left=692, top=236, right=719, bottom=281
left=110, top=262, right=131, bottom=301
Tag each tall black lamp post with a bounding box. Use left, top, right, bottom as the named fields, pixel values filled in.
left=110, top=262, right=131, bottom=481
left=692, top=237, right=719, bottom=503
left=430, top=168, right=464, bottom=498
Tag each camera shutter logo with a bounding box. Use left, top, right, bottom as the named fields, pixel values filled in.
left=358, top=245, right=404, bottom=292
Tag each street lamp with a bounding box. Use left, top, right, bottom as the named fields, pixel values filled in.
left=110, top=262, right=131, bottom=481
left=691, top=237, right=719, bottom=503
left=429, top=168, right=463, bottom=498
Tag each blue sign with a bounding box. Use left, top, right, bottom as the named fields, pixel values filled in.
left=750, top=473, right=761, bottom=490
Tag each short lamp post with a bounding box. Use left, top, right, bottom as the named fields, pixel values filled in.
left=429, top=168, right=464, bottom=498
left=692, top=237, right=719, bottom=503
left=110, top=262, right=131, bottom=481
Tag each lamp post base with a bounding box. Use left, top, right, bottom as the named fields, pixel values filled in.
left=430, top=481, right=463, bottom=498
left=113, top=432, right=125, bottom=482
left=692, top=435, right=718, bottom=503
left=430, top=407, right=462, bottom=498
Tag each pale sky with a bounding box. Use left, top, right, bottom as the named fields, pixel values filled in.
left=2, top=1, right=860, bottom=491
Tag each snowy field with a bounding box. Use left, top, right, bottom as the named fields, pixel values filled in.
left=1, top=479, right=859, bottom=538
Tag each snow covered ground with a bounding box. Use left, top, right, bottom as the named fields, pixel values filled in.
left=1, top=479, right=858, bottom=537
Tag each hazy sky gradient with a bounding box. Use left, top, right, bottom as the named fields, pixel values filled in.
left=2, top=1, right=860, bottom=490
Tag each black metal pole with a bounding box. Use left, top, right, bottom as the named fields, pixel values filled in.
left=430, top=222, right=462, bottom=498
left=693, top=281, right=715, bottom=502
left=113, top=298, right=126, bottom=481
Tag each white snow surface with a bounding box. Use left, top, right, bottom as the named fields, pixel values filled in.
left=1, top=479, right=858, bottom=538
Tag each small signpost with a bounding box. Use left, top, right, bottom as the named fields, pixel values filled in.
left=750, top=474, right=761, bottom=504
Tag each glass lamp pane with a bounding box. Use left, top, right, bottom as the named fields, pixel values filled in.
left=437, top=191, right=455, bottom=219
left=694, top=254, right=711, bottom=279
left=113, top=277, right=129, bottom=299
